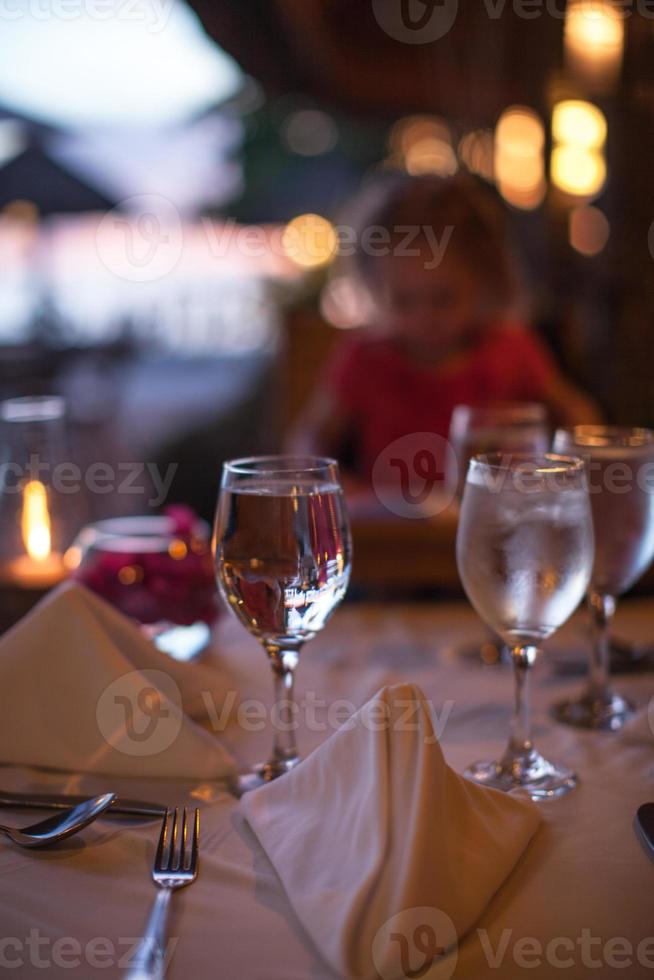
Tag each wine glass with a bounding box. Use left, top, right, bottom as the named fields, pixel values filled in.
left=448, top=402, right=550, bottom=499
left=448, top=403, right=550, bottom=665
left=456, top=453, right=594, bottom=799
left=552, top=426, right=654, bottom=730
left=213, top=456, right=352, bottom=794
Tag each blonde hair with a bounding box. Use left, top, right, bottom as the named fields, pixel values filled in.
left=346, top=172, right=521, bottom=314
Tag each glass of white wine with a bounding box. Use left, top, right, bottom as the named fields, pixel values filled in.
left=457, top=453, right=594, bottom=799
left=213, top=456, right=352, bottom=794
left=552, top=426, right=654, bottom=730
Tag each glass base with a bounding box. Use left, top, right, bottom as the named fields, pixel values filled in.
left=465, top=751, right=578, bottom=800
left=553, top=691, right=635, bottom=731
left=231, top=758, right=300, bottom=797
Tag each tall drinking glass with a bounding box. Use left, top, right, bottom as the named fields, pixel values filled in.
left=448, top=403, right=550, bottom=499
left=447, top=403, right=551, bottom=665
left=457, top=454, right=593, bottom=799
left=213, top=456, right=352, bottom=794
left=552, top=426, right=654, bottom=730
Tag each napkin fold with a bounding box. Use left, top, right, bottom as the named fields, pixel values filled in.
left=242, top=683, right=541, bottom=980
left=0, top=583, right=236, bottom=780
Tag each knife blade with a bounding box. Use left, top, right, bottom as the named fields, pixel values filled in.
left=0, top=790, right=166, bottom=818
left=636, top=803, right=654, bottom=859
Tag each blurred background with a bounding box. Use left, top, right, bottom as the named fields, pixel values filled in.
left=1, top=0, right=653, bottom=593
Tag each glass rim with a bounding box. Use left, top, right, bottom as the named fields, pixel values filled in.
left=1, top=395, right=66, bottom=423
left=223, top=454, right=340, bottom=477
left=452, top=401, right=547, bottom=423
left=74, top=515, right=208, bottom=553
left=468, top=451, right=587, bottom=475
left=554, top=425, right=654, bottom=449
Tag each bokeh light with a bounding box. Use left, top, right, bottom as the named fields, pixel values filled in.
left=551, top=147, right=607, bottom=197
left=565, top=0, right=624, bottom=86
left=404, top=138, right=458, bottom=177
left=282, top=214, right=338, bottom=269
left=389, top=115, right=458, bottom=176
left=494, top=106, right=546, bottom=210
left=552, top=101, right=607, bottom=150
left=569, top=205, right=610, bottom=255
left=320, top=276, right=375, bottom=329
left=283, top=109, right=339, bottom=157
left=458, top=130, right=495, bottom=181
left=551, top=100, right=607, bottom=198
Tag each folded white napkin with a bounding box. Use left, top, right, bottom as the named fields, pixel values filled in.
left=0, top=583, right=236, bottom=780
left=242, top=683, right=541, bottom=980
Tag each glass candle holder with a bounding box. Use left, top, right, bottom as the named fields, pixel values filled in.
left=0, top=396, right=78, bottom=630
left=68, top=508, right=219, bottom=660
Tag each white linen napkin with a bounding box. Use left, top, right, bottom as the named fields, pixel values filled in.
left=0, top=582, right=236, bottom=780
left=242, top=683, right=541, bottom=980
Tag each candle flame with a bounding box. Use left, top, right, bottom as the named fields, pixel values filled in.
left=21, top=480, right=52, bottom=562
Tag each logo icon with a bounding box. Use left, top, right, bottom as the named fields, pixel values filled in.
left=372, top=432, right=457, bottom=518
left=95, top=193, right=183, bottom=283
left=372, top=907, right=458, bottom=980
left=96, top=669, right=183, bottom=757
left=372, top=0, right=459, bottom=43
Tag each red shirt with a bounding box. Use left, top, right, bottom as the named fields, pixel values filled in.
left=325, top=323, right=556, bottom=479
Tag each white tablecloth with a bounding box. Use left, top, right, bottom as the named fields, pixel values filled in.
left=1, top=600, right=653, bottom=979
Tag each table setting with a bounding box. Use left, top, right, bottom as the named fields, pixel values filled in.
left=0, top=435, right=653, bottom=979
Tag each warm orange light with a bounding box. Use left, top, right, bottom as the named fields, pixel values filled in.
left=565, top=0, right=624, bottom=83
left=282, top=214, right=338, bottom=269
left=551, top=146, right=607, bottom=197
left=168, top=539, right=188, bottom=560
left=495, top=106, right=546, bottom=210
left=21, top=480, right=51, bottom=562
left=389, top=116, right=457, bottom=176
left=405, top=138, right=458, bottom=177
left=458, top=130, right=495, bottom=181
left=551, top=101, right=607, bottom=199
left=389, top=115, right=451, bottom=156
left=569, top=206, right=610, bottom=255
left=552, top=101, right=607, bottom=150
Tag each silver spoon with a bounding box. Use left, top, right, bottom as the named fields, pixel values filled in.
left=0, top=793, right=117, bottom=848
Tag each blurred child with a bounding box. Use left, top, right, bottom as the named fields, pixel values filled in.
left=293, top=174, right=600, bottom=483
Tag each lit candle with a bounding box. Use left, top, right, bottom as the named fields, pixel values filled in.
left=0, top=480, right=67, bottom=590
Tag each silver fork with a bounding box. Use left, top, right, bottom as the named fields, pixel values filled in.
left=126, top=807, right=200, bottom=980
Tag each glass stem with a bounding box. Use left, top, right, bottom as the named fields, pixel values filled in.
left=503, top=645, right=538, bottom=770
left=265, top=642, right=301, bottom=772
left=587, top=591, right=615, bottom=704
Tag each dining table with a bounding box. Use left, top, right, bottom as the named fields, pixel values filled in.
left=0, top=595, right=652, bottom=979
